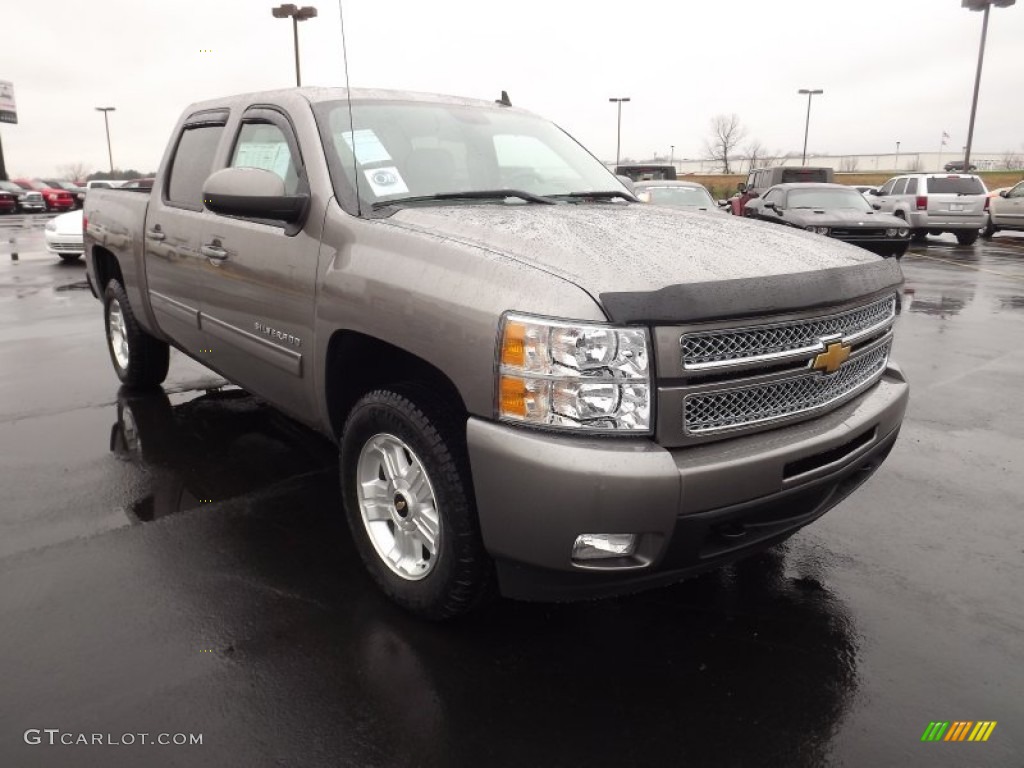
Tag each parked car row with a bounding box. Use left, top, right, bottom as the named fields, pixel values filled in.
left=0, top=178, right=151, bottom=212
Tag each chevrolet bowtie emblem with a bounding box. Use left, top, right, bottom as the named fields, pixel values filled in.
left=812, top=341, right=851, bottom=373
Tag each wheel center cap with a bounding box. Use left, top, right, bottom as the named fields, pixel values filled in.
left=393, top=493, right=410, bottom=518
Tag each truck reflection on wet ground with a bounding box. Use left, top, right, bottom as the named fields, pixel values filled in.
left=110, top=387, right=336, bottom=523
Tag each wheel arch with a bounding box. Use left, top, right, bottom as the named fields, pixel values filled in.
left=91, top=245, right=124, bottom=293
left=324, top=330, right=470, bottom=442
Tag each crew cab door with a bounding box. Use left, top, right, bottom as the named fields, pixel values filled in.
left=198, top=108, right=320, bottom=423
left=145, top=111, right=228, bottom=354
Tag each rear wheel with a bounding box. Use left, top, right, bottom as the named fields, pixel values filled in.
left=956, top=230, right=979, bottom=246
left=911, top=229, right=928, bottom=243
left=340, top=387, right=493, bottom=619
left=103, top=279, right=170, bottom=388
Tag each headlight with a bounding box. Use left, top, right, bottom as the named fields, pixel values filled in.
left=897, top=227, right=909, bottom=237
left=885, top=228, right=898, bottom=237
left=45, top=220, right=57, bottom=232
left=804, top=225, right=830, bottom=235
left=497, top=313, right=651, bottom=433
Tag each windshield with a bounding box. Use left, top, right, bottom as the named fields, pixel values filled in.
left=315, top=100, right=626, bottom=207
left=927, top=177, right=986, bottom=195
left=0, top=181, right=22, bottom=193
left=642, top=186, right=715, bottom=208
left=786, top=188, right=872, bottom=211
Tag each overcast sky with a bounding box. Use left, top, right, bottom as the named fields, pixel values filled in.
left=2, top=0, right=1022, bottom=177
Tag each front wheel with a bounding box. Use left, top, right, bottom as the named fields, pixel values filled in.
left=340, top=387, right=493, bottom=619
left=103, top=279, right=170, bottom=388
left=956, top=230, right=979, bottom=246
left=981, top=221, right=997, bottom=239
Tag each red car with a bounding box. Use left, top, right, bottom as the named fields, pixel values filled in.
left=0, top=188, right=17, bottom=214
left=12, top=179, right=75, bottom=212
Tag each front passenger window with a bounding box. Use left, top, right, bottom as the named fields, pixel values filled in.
left=231, top=123, right=300, bottom=194
left=892, top=179, right=908, bottom=195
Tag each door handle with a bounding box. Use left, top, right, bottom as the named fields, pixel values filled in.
left=146, top=229, right=165, bottom=241
left=201, top=243, right=228, bottom=261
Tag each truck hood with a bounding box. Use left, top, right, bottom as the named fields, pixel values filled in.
left=387, top=203, right=902, bottom=323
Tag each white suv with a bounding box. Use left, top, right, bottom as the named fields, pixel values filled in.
left=870, top=173, right=988, bottom=245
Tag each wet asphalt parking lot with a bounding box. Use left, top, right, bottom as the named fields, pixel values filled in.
left=0, top=214, right=1022, bottom=767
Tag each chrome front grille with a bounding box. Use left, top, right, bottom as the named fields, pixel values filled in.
left=680, top=294, right=896, bottom=371
left=831, top=228, right=886, bottom=239
left=684, top=339, right=891, bottom=435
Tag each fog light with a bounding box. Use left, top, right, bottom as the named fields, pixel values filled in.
left=572, top=533, right=637, bottom=561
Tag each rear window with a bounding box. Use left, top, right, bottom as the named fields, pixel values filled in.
left=780, top=168, right=830, bottom=183
left=167, top=124, right=224, bottom=208
left=926, top=177, right=985, bottom=195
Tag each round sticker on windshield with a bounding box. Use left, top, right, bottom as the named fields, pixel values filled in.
left=364, top=166, right=409, bottom=196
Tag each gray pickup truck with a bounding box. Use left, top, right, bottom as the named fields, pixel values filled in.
left=84, top=87, right=908, bottom=618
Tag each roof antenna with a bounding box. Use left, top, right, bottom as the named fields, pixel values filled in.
left=338, top=0, right=361, bottom=216
left=496, top=90, right=512, bottom=107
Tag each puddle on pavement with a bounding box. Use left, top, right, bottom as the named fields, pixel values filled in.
left=111, top=387, right=337, bottom=523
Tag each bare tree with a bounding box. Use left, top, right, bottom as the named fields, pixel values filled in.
left=703, top=114, right=746, bottom=174
left=58, top=162, right=92, bottom=182
left=838, top=156, right=860, bottom=172
left=1001, top=150, right=1023, bottom=171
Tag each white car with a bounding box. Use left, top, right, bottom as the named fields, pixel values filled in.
left=45, top=209, right=84, bottom=261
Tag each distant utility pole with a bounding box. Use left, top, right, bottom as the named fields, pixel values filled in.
left=961, top=0, right=1015, bottom=172
left=272, top=4, right=318, bottom=87
left=797, top=88, right=823, bottom=165
left=670, top=145, right=675, bottom=165
left=895, top=141, right=900, bottom=170
left=609, top=97, right=630, bottom=167
left=95, top=107, right=115, bottom=172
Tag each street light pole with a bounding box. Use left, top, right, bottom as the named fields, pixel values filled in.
left=798, top=89, right=823, bottom=165
left=895, top=141, right=900, bottom=170
left=670, top=145, right=675, bottom=165
left=608, top=97, right=630, bottom=167
left=272, top=4, right=318, bottom=87
left=95, top=107, right=115, bottom=172
left=961, top=0, right=1014, bottom=172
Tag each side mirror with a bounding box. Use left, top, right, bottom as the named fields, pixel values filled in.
left=203, top=167, right=308, bottom=223
left=872, top=203, right=882, bottom=210
left=999, top=190, right=1010, bottom=198
left=717, top=199, right=729, bottom=207
left=871, top=189, right=883, bottom=196
left=763, top=201, right=777, bottom=210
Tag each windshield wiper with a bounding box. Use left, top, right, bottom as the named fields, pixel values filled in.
left=549, top=190, right=637, bottom=202
left=372, top=189, right=555, bottom=209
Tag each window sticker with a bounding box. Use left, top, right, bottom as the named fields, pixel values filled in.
left=363, top=166, right=409, bottom=196
left=234, top=142, right=292, bottom=180
left=341, top=129, right=393, bottom=165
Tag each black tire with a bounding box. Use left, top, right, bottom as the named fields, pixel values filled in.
left=956, top=230, right=979, bottom=246
left=340, top=387, right=493, bottom=619
left=59, top=253, right=81, bottom=262
left=102, top=279, right=170, bottom=388
left=911, top=229, right=928, bottom=243
left=981, top=221, right=996, bottom=240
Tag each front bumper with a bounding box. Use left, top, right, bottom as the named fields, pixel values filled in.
left=45, top=232, right=84, bottom=255
left=468, top=365, right=909, bottom=600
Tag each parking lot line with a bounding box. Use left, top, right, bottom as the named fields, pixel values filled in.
left=903, top=251, right=1024, bottom=281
